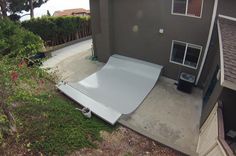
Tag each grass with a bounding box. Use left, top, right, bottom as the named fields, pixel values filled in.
left=13, top=93, right=113, bottom=155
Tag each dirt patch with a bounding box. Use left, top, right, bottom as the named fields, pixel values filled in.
left=1, top=126, right=184, bottom=156
left=70, top=126, right=184, bottom=156
left=0, top=137, right=33, bottom=156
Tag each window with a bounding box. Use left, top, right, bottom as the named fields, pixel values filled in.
left=172, top=0, right=203, bottom=17
left=171, top=42, right=186, bottom=64
left=170, top=41, right=202, bottom=69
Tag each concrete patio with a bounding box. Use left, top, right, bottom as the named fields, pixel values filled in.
left=119, top=77, right=202, bottom=156
left=43, top=45, right=202, bottom=155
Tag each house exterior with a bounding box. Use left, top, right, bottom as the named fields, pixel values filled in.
left=198, top=15, right=236, bottom=156
left=89, top=0, right=236, bottom=155
left=196, top=15, right=236, bottom=155
left=90, top=0, right=215, bottom=86
left=200, top=0, right=236, bottom=125
left=53, top=8, right=90, bottom=17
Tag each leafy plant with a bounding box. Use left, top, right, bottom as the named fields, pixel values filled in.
left=0, top=19, right=43, bottom=56
left=0, top=18, right=46, bottom=145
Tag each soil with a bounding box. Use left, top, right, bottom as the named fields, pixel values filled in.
left=70, top=126, right=185, bottom=156
left=1, top=126, right=185, bottom=156
left=0, top=137, right=33, bottom=156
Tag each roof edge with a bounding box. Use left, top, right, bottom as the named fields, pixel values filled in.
left=217, top=17, right=225, bottom=88
left=218, top=14, right=236, bottom=91
left=219, top=14, right=236, bottom=22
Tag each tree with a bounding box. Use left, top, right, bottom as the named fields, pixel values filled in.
left=13, top=0, right=48, bottom=19
left=0, top=0, right=7, bottom=18
left=46, top=9, right=50, bottom=16
left=29, top=0, right=34, bottom=18
left=28, top=0, right=49, bottom=18
left=0, top=0, right=48, bottom=19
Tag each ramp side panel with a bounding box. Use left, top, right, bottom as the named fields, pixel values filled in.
left=57, top=83, right=121, bottom=125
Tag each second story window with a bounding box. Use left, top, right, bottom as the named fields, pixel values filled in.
left=172, top=0, right=203, bottom=18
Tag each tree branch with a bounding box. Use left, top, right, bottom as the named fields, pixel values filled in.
left=21, top=13, right=30, bottom=18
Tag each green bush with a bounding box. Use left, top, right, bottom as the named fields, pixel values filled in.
left=0, top=19, right=43, bottom=57
left=0, top=19, right=45, bottom=145
left=21, top=16, right=91, bottom=46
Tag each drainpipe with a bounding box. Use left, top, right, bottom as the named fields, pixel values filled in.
left=195, top=0, right=219, bottom=85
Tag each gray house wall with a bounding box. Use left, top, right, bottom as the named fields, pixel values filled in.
left=199, top=0, right=236, bottom=126
left=215, top=0, right=236, bottom=132
left=90, top=0, right=112, bottom=62
left=220, top=88, right=236, bottom=132
left=90, top=0, right=215, bottom=82
left=199, top=26, right=223, bottom=126
left=196, top=0, right=236, bottom=88
left=200, top=24, right=219, bottom=95
left=218, top=0, right=236, bottom=17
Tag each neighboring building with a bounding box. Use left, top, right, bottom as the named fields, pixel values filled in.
left=90, top=0, right=236, bottom=155
left=53, top=8, right=90, bottom=17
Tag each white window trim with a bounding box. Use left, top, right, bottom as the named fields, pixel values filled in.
left=169, top=40, right=203, bottom=70
left=171, top=0, right=204, bottom=18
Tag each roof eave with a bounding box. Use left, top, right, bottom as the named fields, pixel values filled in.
left=218, top=14, right=236, bottom=91
left=217, top=17, right=225, bottom=88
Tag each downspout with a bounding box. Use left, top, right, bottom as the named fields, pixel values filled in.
left=195, top=0, right=219, bottom=85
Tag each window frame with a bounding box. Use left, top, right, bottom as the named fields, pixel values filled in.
left=171, top=0, right=204, bottom=18
left=170, top=40, right=202, bottom=69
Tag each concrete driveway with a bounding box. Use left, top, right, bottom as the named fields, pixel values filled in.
left=44, top=45, right=202, bottom=155
left=43, top=39, right=92, bottom=69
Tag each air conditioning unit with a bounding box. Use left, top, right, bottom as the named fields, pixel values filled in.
left=177, top=72, right=196, bottom=93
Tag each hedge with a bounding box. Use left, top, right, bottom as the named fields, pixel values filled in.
left=21, top=16, right=92, bottom=46
left=0, top=19, right=43, bottom=57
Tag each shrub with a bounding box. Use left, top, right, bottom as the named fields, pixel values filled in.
left=0, top=19, right=45, bottom=144
left=0, top=19, right=43, bottom=57
left=21, top=16, right=91, bottom=46
left=0, top=54, right=51, bottom=145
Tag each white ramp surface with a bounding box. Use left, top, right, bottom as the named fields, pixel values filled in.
left=57, top=54, right=162, bottom=124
